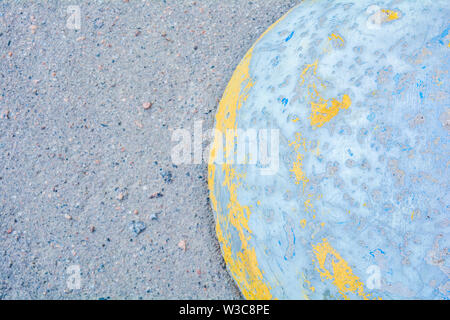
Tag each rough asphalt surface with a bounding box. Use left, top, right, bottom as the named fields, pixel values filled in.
left=0, top=1, right=299, bottom=299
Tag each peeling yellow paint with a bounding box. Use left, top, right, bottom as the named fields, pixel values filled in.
left=208, top=6, right=297, bottom=300
left=302, top=273, right=316, bottom=294
left=310, top=88, right=352, bottom=128
left=299, top=59, right=319, bottom=87
left=328, top=33, right=345, bottom=47
left=312, top=238, right=371, bottom=300
left=289, top=133, right=309, bottom=190
left=300, top=219, right=307, bottom=228
left=381, top=9, right=400, bottom=22
left=304, top=198, right=314, bottom=212
left=207, top=37, right=272, bottom=300
left=212, top=74, right=273, bottom=298
left=216, top=216, right=272, bottom=299
left=298, top=60, right=352, bottom=128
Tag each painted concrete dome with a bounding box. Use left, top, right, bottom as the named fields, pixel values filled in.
left=208, top=0, right=449, bottom=299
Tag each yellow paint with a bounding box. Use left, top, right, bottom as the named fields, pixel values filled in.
left=298, top=60, right=352, bottom=128
left=292, top=117, right=300, bottom=122
left=411, top=211, right=415, bottom=221
left=381, top=9, right=399, bottom=22
left=208, top=40, right=271, bottom=300
left=289, top=133, right=309, bottom=190
left=304, top=198, right=313, bottom=212
left=216, top=217, right=272, bottom=299
left=312, top=238, right=370, bottom=300
left=302, top=273, right=316, bottom=293
left=299, top=59, right=319, bottom=86
left=300, top=219, right=307, bottom=228
left=303, top=193, right=317, bottom=213
left=208, top=5, right=298, bottom=300
left=208, top=4, right=363, bottom=300
left=328, top=33, right=345, bottom=47
left=310, top=89, right=352, bottom=128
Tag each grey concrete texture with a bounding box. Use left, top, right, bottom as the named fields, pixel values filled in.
left=0, top=0, right=298, bottom=299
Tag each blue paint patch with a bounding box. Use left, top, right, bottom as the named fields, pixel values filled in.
left=369, top=248, right=386, bottom=258
left=281, top=98, right=289, bottom=107
left=401, top=144, right=412, bottom=152
left=367, top=112, right=376, bottom=121
left=431, top=25, right=450, bottom=46
left=416, top=79, right=425, bottom=88
left=285, top=31, right=294, bottom=42
left=271, top=55, right=280, bottom=67
left=393, top=73, right=407, bottom=95
left=347, top=149, right=353, bottom=157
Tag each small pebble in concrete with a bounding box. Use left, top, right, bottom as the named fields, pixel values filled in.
left=142, top=102, right=152, bottom=110
left=178, top=240, right=187, bottom=251
left=150, top=212, right=160, bottom=221
left=129, top=221, right=146, bottom=236
left=149, top=192, right=163, bottom=199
